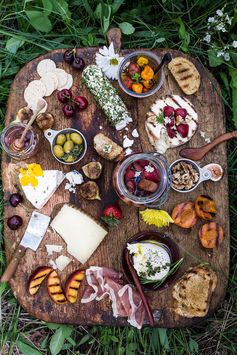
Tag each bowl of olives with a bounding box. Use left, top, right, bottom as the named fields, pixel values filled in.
left=44, top=128, right=87, bottom=165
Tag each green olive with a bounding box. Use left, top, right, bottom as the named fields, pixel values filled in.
left=63, top=140, right=74, bottom=153
left=64, top=155, right=75, bottom=163
left=66, top=133, right=71, bottom=141
left=53, top=145, right=64, bottom=158
left=56, top=134, right=66, bottom=146
left=70, top=132, right=83, bottom=145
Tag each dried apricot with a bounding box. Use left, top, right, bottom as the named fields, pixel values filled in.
left=195, top=195, right=217, bottom=220
left=198, top=222, right=224, bottom=248
left=171, top=202, right=197, bottom=228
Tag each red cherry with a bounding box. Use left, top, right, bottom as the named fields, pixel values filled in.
left=122, top=75, right=133, bottom=90
left=163, top=106, right=174, bottom=117
left=176, top=123, right=189, bottom=138
left=57, top=89, right=72, bottom=103
left=175, top=108, right=187, bottom=118
left=74, top=96, right=88, bottom=110
left=167, top=126, right=177, bottom=138
left=63, top=104, right=75, bottom=118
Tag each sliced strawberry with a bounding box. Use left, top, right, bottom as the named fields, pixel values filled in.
left=143, top=169, right=160, bottom=183
left=133, top=162, right=143, bottom=172
left=176, top=123, right=189, bottom=138
left=163, top=105, right=174, bottom=117
left=125, top=168, right=135, bottom=181
left=166, top=117, right=175, bottom=127
left=101, top=204, right=122, bottom=227
left=167, top=126, right=177, bottom=138
left=175, top=108, right=187, bottom=118
left=138, top=159, right=149, bottom=167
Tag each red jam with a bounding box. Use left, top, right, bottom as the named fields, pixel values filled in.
left=124, top=159, right=161, bottom=197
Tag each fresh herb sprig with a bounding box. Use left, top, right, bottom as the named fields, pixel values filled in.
left=139, top=258, right=184, bottom=289
left=132, top=73, right=141, bottom=82
left=156, top=112, right=164, bottom=124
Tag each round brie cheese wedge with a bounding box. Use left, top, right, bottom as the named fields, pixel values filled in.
left=145, top=95, right=198, bottom=153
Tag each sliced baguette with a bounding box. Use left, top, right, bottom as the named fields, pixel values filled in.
left=168, top=57, right=200, bottom=95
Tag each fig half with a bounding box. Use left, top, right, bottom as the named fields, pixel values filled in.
left=80, top=181, right=101, bottom=200
left=82, top=162, right=102, bottom=180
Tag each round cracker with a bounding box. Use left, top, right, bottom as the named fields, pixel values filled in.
left=28, top=98, right=48, bottom=114
left=56, top=68, right=69, bottom=89
left=37, top=59, right=57, bottom=77
left=40, top=72, right=58, bottom=96
left=58, top=73, right=73, bottom=90
left=24, top=80, right=46, bottom=104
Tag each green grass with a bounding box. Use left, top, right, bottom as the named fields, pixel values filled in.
left=1, top=0, right=237, bottom=354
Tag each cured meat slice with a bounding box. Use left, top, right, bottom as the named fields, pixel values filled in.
left=81, top=266, right=145, bottom=329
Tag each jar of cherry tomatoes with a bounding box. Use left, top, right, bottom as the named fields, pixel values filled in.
left=113, top=152, right=171, bottom=208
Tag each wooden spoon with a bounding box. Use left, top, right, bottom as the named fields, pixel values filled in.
left=179, top=131, right=237, bottom=161
left=124, top=249, right=155, bottom=327
left=12, top=99, right=46, bottom=151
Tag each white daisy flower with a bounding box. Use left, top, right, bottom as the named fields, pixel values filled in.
left=217, top=51, right=224, bottom=58
left=95, top=42, right=124, bottom=80
left=224, top=53, right=230, bottom=61
left=232, top=40, right=237, bottom=48
left=208, top=17, right=215, bottom=23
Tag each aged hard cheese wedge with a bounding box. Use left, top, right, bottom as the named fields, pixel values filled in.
left=51, top=204, right=108, bottom=264
left=19, top=170, right=65, bottom=209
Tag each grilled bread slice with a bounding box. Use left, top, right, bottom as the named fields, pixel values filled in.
left=168, top=57, right=200, bottom=95
left=172, top=265, right=217, bottom=318
left=94, top=133, right=124, bottom=161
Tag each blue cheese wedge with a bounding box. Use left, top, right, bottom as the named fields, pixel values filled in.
left=19, top=170, right=65, bottom=209
left=82, top=65, right=132, bottom=130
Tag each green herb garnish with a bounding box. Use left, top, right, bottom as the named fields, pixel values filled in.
left=156, top=112, right=164, bottom=124
left=139, top=258, right=184, bottom=289
left=132, top=73, right=141, bottom=82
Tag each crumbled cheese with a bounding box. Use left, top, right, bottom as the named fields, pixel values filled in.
left=123, top=137, right=134, bottom=148
left=46, top=244, right=63, bottom=256
left=145, top=165, right=154, bottom=173
left=125, top=148, right=133, bottom=155
left=103, top=144, right=112, bottom=153
left=131, top=129, right=139, bottom=138
left=205, top=137, right=211, bottom=143
left=65, top=170, right=83, bottom=194
left=49, top=255, right=71, bottom=271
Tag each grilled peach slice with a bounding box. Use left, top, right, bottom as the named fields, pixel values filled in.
left=199, top=222, right=224, bottom=249
left=172, top=202, right=197, bottom=228
left=28, top=266, right=53, bottom=296
left=47, top=270, right=67, bottom=305
left=65, top=270, right=85, bottom=303
left=195, top=195, right=217, bottom=220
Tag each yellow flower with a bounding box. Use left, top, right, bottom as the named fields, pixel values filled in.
left=140, top=209, right=173, bottom=228
left=19, top=163, right=43, bottom=187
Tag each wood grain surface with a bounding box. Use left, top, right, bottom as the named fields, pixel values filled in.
left=2, top=46, right=229, bottom=327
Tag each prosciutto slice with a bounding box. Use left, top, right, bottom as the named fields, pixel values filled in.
left=81, top=266, right=146, bottom=329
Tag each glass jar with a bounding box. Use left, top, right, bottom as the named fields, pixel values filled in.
left=1, top=122, right=39, bottom=160
left=113, top=152, right=171, bottom=208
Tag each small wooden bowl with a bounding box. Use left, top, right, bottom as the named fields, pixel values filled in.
left=121, top=231, right=181, bottom=291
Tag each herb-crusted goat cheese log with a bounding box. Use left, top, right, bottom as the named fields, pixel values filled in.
left=82, top=65, right=132, bottom=130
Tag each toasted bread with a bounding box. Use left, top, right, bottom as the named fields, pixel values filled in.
left=168, top=57, right=200, bottom=95
left=172, top=265, right=217, bottom=318
left=93, top=133, right=124, bottom=161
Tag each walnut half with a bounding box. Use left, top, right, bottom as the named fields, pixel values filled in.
left=36, top=113, right=54, bottom=130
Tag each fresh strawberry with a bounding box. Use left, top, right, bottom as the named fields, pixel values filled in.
left=101, top=205, right=122, bottom=227
left=137, top=159, right=149, bottom=167
left=175, top=108, right=187, bottom=118
left=166, top=117, right=175, bottom=127
left=143, top=168, right=160, bottom=183
left=167, top=126, right=177, bottom=138
left=163, top=105, right=174, bottom=117
left=176, top=123, right=189, bottom=138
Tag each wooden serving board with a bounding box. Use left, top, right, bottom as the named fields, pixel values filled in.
left=2, top=44, right=229, bottom=327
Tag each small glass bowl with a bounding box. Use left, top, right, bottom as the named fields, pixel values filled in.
left=112, top=152, right=171, bottom=208
left=121, top=231, right=181, bottom=291
left=1, top=122, right=39, bottom=160
left=118, top=50, right=164, bottom=98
